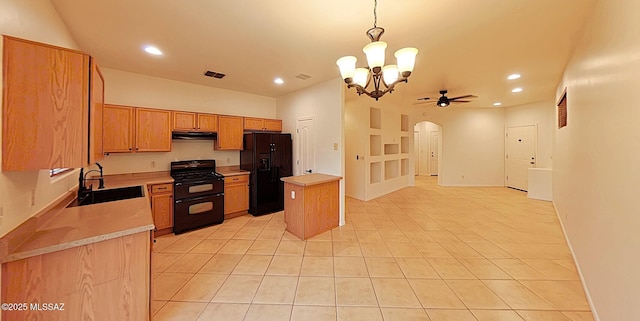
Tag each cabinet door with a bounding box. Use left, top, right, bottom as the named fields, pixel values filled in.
left=243, top=117, right=264, bottom=131
left=197, top=113, right=218, bottom=131
left=172, top=111, right=196, bottom=131
left=89, top=61, right=105, bottom=164
left=136, top=108, right=171, bottom=152
left=224, top=183, right=249, bottom=214
left=216, top=116, right=244, bottom=150
left=2, top=36, right=88, bottom=171
left=264, top=119, right=282, bottom=132
left=103, top=105, right=135, bottom=152
left=151, top=193, right=173, bottom=230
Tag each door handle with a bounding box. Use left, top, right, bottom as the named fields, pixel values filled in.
left=305, top=169, right=312, bottom=173
left=530, top=162, right=535, bottom=165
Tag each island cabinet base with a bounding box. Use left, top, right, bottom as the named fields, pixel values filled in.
left=284, top=178, right=340, bottom=240
left=1, top=231, right=151, bottom=321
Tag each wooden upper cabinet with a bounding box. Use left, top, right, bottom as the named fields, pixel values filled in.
left=89, top=61, right=105, bottom=164
left=172, top=111, right=196, bottom=131
left=2, top=36, right=89, bottom=171
left=197, top=113, right=218, bottom=131
left=243, top=117, right=282, bottom=132
left=136, top=108, right=171, bottom=152
left=104, top=105, right=135, bottom=152
left=104, top=105, right=171, bottom=153
left=264, top=119, right=282, bottom=132
left=216, top=115, right=244, bottom=150
left=172, top=111, right=218, bottom=132
left=244, top=117, right=264, bottom=131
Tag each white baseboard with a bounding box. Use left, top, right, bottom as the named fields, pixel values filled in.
left=552, top=202, right=600, bottom=321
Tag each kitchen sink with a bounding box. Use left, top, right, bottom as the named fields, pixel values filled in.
left=67, top=185, right=145, bottom=207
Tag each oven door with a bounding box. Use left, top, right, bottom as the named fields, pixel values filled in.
left=174, top=179, right=224, bottom=199
left=173, top=193, right=224, bottom=234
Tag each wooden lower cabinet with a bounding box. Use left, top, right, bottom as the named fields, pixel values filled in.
left=148, top=183, right=173, bottom=235
left=224, top=174, right=249, bottom=218
left=1, top=231, right=152, bottom=321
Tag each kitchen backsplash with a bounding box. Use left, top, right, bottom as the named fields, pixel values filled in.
left=95, top=140, right=240, bottom=175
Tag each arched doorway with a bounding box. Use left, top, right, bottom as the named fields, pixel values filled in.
left=414, top=121, right=442, bottom=177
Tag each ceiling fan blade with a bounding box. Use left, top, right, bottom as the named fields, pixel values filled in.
left=416, top=97, right=431, bottom=101
left=449, top=94, right=477, bottom=100
left=412, top=100, right=431, bottom=105
left=451, top=100, right=471, bottom=103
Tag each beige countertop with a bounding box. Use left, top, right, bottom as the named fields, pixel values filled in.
left=281, top=173, right=342, bottom=186
left=217, top=165, right=250, bottom=177
left=0, top=171, right=172, bottom=264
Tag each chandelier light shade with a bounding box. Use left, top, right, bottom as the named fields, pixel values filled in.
left=336, top=0, right=418, bottom=100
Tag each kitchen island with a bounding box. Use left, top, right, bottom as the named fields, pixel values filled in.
left=281, top=173, right=342, bottom=240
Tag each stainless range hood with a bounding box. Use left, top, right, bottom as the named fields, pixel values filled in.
left=171, top=131, right=217, bottom=140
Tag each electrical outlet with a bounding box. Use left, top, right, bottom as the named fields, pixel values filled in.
left=333, top=143, right=338, bottom=150
left=291, top=191, right=295, bottom=199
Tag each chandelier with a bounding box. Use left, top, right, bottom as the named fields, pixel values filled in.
left=336, top=0, right=418, bottom=101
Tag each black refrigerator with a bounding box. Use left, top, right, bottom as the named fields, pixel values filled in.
left=240, top=132, right=292, bottom=216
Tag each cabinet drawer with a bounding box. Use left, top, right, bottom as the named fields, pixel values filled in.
left=225, top=174, right=248, bottom=185
left=150, top=183, right=173, bottom=193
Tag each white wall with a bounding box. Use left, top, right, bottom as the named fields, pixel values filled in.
left=345, top=98, right=413, bottom=201
left=504, top=100, right=555, bottom=168
left=414, top=121, right=441, bottom=176
left=276, top=78, right=345, bottom=224
left=344, top=99, right=367, bottom=200
left=554, top=0, right=640, bottom=319
left=97, top=68, right=277, bottom=175
left=0, top=0, right=82, bottom=237
left=412, top=107, right=505, bottom=186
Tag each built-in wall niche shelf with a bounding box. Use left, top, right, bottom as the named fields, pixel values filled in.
left=370, top=107, right=382, bottom=130
left=401, top=158, right=409, bottom=176
left=384, top=144, right=399, bottom=155
left=370, top=162, right=382, bottom=184
left=385, top=160, right=399, bottom=180
left=400, top=137, right=409, bottom=154
left=370, top=135, right=382, bottom=156
left=400, top=114, right=409, bottom=132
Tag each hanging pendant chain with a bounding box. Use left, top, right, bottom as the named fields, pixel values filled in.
left=373, top=0, right=378, bottom=28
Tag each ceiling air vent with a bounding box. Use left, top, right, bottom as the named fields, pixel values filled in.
left=295, top=74, right=312, bottom=80
left=204, top=70, right=226, bottom=79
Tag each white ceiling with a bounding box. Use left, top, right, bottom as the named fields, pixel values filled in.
left=50, top=0, right=596, bottom=108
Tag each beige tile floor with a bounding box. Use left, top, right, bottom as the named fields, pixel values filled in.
left=152, top=176, right=594, bottom=321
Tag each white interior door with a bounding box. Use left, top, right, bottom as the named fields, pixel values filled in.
left=429, top=131, right=439, bottom=176
left=296, top=117, right=315, bottom=175
left=414, top=131, right=420, bottom=175
left=506, top=125, right=536, bottom=190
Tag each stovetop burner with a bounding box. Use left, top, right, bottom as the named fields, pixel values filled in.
left=172, top=170, right=224, bottom=181
left=170, top=159, right=224, bottom=181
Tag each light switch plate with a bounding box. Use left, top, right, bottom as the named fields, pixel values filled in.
left=291, top=191, right=295, bottom=199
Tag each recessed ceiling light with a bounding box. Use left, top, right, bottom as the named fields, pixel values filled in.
left=493, top=102, right=502, bottom=106
left=274, top=78, right=284, bottom=85
left=144, top=46, right=163, bottom=56
left=507, top=73, right=521, bottom=80
left=512, top=87, right=523, bottom=93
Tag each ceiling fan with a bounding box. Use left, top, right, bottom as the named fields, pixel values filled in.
left=415, top=90, right=478, bottom=107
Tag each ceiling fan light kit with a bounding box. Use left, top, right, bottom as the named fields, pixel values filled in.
left=417, top=89, right=477, bottom=107
left=336, top=0, right=418, bottom=101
